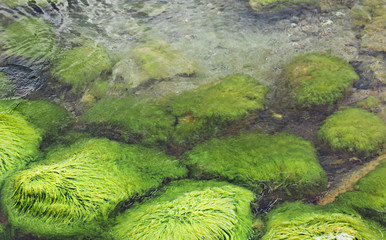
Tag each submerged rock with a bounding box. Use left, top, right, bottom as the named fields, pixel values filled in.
left=1, top=138, right=187, bottom=239
left=282, top=53, right=359, bottom=108
left=183, top=132, right=327, bottom=196
left=0, top=71, right=13, bottom=97
left=0, top=17, right=57, bottom=65
left=317, top=108, right=386, bottom=156
left=262, top=201, right=385, bottom=239
left=0, top=112, right=41, bottom=182
left=249, top=0, right=318, bottom=12
left=1, top=0, right=65, bottom=8
left=51, top=42, right=112, bottom=91
left=113, top=40, right=196, bottom=89
left=169, top=74, right=268, bottom=148
left=112, top=180, right=254, bottom=240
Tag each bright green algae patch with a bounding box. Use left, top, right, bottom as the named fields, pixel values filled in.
left=262, top=201, right=385, bottom=240
left=318, top=108, right=386, bottom=156
left=1, top=138, right=187, bottom=239
left=0, top=99, right=73, bottom=140
left=0, top=17, right=56, bottom=64
left=112, top=180, right=254, bottom=240
left=0, top=112, right=41, bottom=181
left=183, top=132, right=327, bottom=195
left=81, top=97, right=175, bottom=147
left=283, top=53, right=359, bottom=108
left=334, top=159, right=386, bottom=224
left=52, top=42, right=112, bottom=90
left=169, top=74, right=268, bottom=148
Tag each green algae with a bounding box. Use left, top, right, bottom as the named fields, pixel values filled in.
left=283, top=53, right=359, bottom=108
left=361, top=14, right=386, bottom=53
left=81, top=97, right=175, bottom=147
left=0, top=71, right=13, bottom=97
left=112, top=180, right=254, bottom=240
left=183, top=132, right=327, bottom=196
left=169, top=74, right=268, bottom=148
left=318, top=108, right=386, bottom=156
left=114, top=40, right=196, bottom=89
left=334, top=158, right=386, bottom=224
left=357, top=95, right=380, bottom=110
left=1, top=138, right=187, bottom=239
left=249, top=0, right=317, bottom=12
left=1, top=0, right=65, bottom=8
left=0, top=99, right=73, bottom=141
left=0, top=17, right=56, bottom=64
left=262, top=201, right=385, bottom=240
left=52, top=42, right=112, bottom=90
left=0, top=112, right=41, bottom=182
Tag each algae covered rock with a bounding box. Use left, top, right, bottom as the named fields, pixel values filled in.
left=183, top=132, right=327, bottom=195
left=1, top=138, right=187, bottom=239
left=0, top=17, right=56, bottom=64
left=335, top=158, right=386, bottom=224
left=0, top=99, right=73, bottom=141
left=1, top=0, right=65, bottom=8
left=0, top=71, right=13, bottom=97
left=356, top=95, right=380, bottom=110
left=113, top=40, right=196, bottom=89
left=249, top=0, right=317, bottom=12
left=361, top=14, right=386, bottom=53
left=0, top=112, right=41, bottom=182
left=81, top=97, right=175, bottom=147
left=169, top=74, right=268, bottom=148
left=112, top=180, right=254, bottom=240
left=283, top=53, right=359, bottom=108
left=52, top=42, right=112, bottom=90
left=262, top=201, right=385, bottom=240
left=318, top=108, right=386, bottom=156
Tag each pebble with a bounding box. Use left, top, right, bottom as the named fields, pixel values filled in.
left=321, top=20, right=333, bottom=26
left=335, top=11, right=345, bottom=17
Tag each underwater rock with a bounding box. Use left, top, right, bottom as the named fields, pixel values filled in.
left=1, top=138, right=187, bottom=239
left=51, top=42, right=112, bottom=91
left=361, top=14, right=386, bottom=53
left=283, top=53, right=359, bottom=108
left=334, top=158, right=386, bottom=224
left=0, top=99, right=74, bottom=142
left=318, top=107, right=386, bottom=156
left=0, top=17, right=57, bottom=65
left=0, top=71, right=13, bottom=97
left=262, top=201, right=385, bottom=239
left=249, top=0, right=318, bottom=12
left=169, top=74, right=268, bottom=148
left=0, top=112, right=41, bottom=182
left=81, top=97, right=175, bottom=147
left=183, top=132, right=327, bottom=196
left=112, top=180, right=254, bottom=240
left=113, top=40, right=196, bottom=89
left=1, top=0, right=65, bottom=8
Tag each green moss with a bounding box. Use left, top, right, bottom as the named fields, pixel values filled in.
left=1, top=0, right=65, bottom=8
left=169, top=74, right=268, bottom=148
left=262, top=201, right=385, bottom=240
left=112, top=180, right=254, bottom=240
left=283, top=53, right=359, bottom=108
left=52, top=42, right=112, bottom=90
left=183, top=132, right=327, bottom=195
left=114, top=40, right=196, bottom=88
left=0, top=99, right=73, bottom=141
left=81, top=97, right=175, bottom=147
left=318, top=108, right=386, bottom=156
left=0, top=17, right=56, bottom=63
left=0, top=71, right=13, bottom=97
left=334, top=159, right=386, bottom=224
left=249, top=0, right=317, bottom=12
left=0, top=112, right=41, bottom=182
left=357, top=95, right=380, bottom=109
left=1, top=138, right=187, bottom=239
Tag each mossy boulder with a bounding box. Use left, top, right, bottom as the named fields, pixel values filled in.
left=81, top=97, right=175, bottom=147
left=0, top=99, right=73, bottom=141
left=0, top=112, right=41, bottom=182
left=51, top=42, right=112, bottom=90
left=1, top=138, right=187, bottom=239
left=0, top=17, right=56, bottom=64
left=183, top=132, right=327, bottom=196
left=0, top=71, right=13, bottom=97
left=318, top=108, right=386, bottom=156
left=262, top=201, right=385, bottom=239
left=334, top=158, right=386, bottom=224
left=283, top=53, right=359, bottom=108
left=169, top=74, right=268, bottom=148
left=249, top=0, right=317, bottom=12
left=113, top=40, right=196, bottom=89
left=112, top=180, right=254, bottom=240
